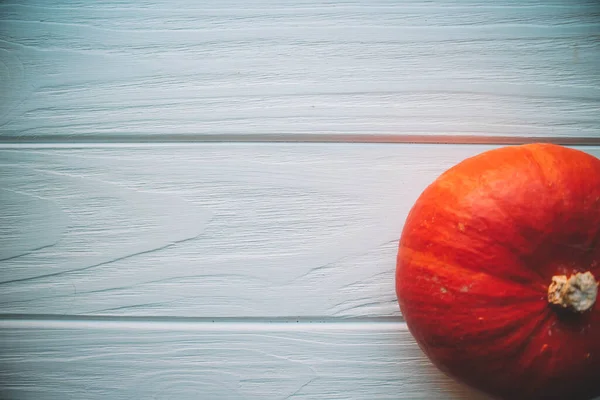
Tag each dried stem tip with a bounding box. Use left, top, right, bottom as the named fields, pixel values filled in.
left=548, top=271, right=598, bottom=313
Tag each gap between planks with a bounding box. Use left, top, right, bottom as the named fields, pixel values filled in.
left=0, top=314, right=406, bottom=331
left=0, top=134, right=600, bottom=147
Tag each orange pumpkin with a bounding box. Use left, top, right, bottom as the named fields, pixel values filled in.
left=396, top=143, right=600, bottom=400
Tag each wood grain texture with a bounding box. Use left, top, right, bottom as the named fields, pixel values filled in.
left=1, top=1, right=599, bottom=398
left=1, top=0, right=599, bottom=140
left=1, top=144, right=599, bottom=318
left=0, top=318, right=493, bottom=400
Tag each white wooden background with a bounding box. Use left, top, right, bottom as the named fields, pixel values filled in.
left=1, top=1, right=599, bottom=399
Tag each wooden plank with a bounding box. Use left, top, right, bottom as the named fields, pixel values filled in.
left=1, top=144, right=599, bottom=317
left=0, top=318, right=492, bottom=400
left=1, top=0, right=599, bottom=140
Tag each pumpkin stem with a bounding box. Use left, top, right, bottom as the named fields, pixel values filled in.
left=547, top=272, right=598, bottom=313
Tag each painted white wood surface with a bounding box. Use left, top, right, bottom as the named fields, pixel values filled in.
left=1, top=144, right=599, bottom=319
left=1, top=0, right=599, bottom=139
left=1, top=1, right=599, bottom=399
left=0, top=318, right=492, bottom=400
